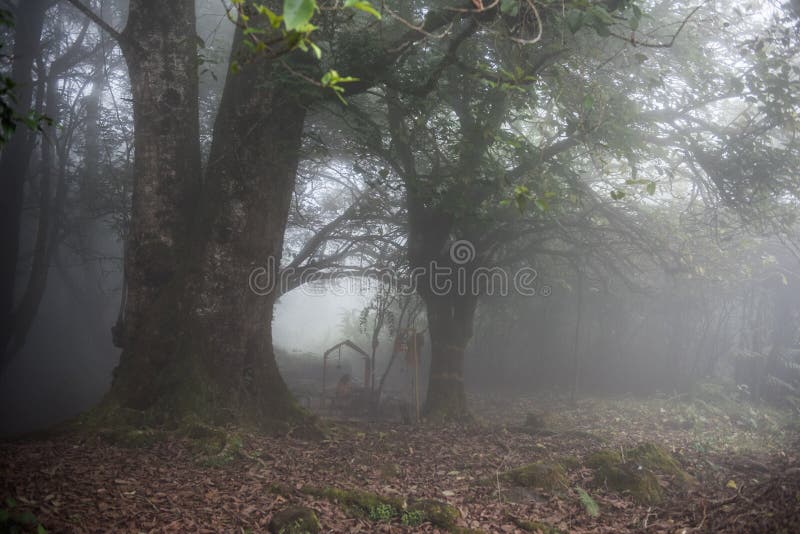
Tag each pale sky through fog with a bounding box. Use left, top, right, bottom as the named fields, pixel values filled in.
left=273, top=288, right=368, bottom=353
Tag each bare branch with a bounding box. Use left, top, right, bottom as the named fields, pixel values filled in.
left=62, top=0, right=125, bottom=46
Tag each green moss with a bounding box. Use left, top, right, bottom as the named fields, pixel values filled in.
left=559, top=456, right=581, bottom=470
left=586, top=443, right=691, bottom=504
left=304, top=487, right=461, bottom=530
left=510, top=517, right=565, bottom=534
left=206, top=438, right=243, bottom=467
left=605, top=464, right=660, bottom=504
left=500, top=462, right=567, bottom=491
left=183, top=421, right=227, bottom=455
left=268, top=506, right=321, bottom=534
left=408, top=499, right=461, bottom=530
left=585, top=450, right=622, bottom=469
left=302, top=486, right=403, bottom=519
left=72, top=398, right=168, bottom=441
left=627, top=443, right=692, bottom=483
left=181, top=421, right=244, bottom=467
left=98, top=426, right=162, bottom=448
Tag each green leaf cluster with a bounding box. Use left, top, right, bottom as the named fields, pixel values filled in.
left=576, top=487, right=600, bottom=517
left=0, top=498, right=47, bottom=534
left=320, top=70, right=359, bottom=103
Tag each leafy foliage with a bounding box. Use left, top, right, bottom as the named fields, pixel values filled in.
left=367, top=502, right=395, bottom=521
left=0, top=498, right=47, bottom=534
left=282, top=0, right=317, bottom=31
left=400, top=509, right=425, bottom=526
left=576, top=487, right=600, bottom=517
left=0, top=8, right=51, bottom=148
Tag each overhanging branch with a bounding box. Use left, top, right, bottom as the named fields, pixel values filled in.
left=63, top=0, right=125, bottom=46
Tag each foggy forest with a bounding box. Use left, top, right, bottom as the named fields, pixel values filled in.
left=1, top=0, right=800, bottom=532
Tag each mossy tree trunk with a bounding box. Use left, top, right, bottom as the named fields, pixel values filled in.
left=163, top=25, right=311, bottom=424
left=106, top=0, right=203, bottom=416
left=388, top=86, right=500, bottom=422
left=106, top=7, right=311, bottom=428
left=114, top=0, right=202, bottom=349
left=405, top=187, right=478, bottom=421
left=407, top=215, right=479, bottom=420
left=87, top=0, right=464, bottom=428
left=423, top=292, right=478, bottom=420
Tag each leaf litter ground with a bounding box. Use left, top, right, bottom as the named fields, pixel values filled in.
left=2, top=386, right=798, bottom=532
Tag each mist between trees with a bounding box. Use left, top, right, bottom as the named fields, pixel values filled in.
left=0, top=0, right=799, bottom=530
left=0, top=0, right=798, bottom=431
left=248, top=246, right=550, bottom=298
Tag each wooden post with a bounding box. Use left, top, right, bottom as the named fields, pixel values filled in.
left=571, top=267, right=583, bottom=405
left=322, top=353, right=327, bottom=400
left=412, top=329, right=420, bottom=423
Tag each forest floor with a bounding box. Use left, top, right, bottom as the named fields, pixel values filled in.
left=2, top=384, right=799, bottom=533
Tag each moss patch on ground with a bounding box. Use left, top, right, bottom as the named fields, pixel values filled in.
left=510, top=517, right=566, bottom=534
left=500, top=462, right=567, bottom=491
left=303, top=486, right=461, bottom=530
left=183, top=421, right=227, bottom=454
left=558, top=455, right=582, bottom=470
left=180, top=421, right=243, bottom=467
left=73, top=401, right=166, bottom=448
left=407, top=498, right=461, bottom=530
left=97, top=426, right=163, bottom=448
left=586, top=443, right=692, bottom=504
left=627, top=443, right=693, bottom=483
left=302, top=486, right=404, bottom=520
left=268, top=505, right=321, bottom=533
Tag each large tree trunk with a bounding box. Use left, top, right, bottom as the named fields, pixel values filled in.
left=388, top=83, right=503, bottom=421
left=99, top=0, right=203, bottom=415
left=423, top=292, right=477, bottom=420
left=106, top=12, right=312, bottom=428
left=0, top=0, right=48, bottom=358
left=112, top=0, right=202, bottom=348
left=406, top=192, right=478, bottom=420
left=94, top=0, right=454, bottom=428
left=168, top=30, right=311, bottom=425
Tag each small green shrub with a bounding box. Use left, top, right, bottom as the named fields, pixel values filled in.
left=367, top=503, right=395, bottom=522
left=576, top=487, right=599, bottom=517
left=0, top=498, right=47, bottom=533
left=401, top=509, right=425, bottom=526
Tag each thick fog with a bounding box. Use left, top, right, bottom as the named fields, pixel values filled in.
left=2, top=0, right=800, bottom=437
left=2, top=0, right=800, bottom=532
